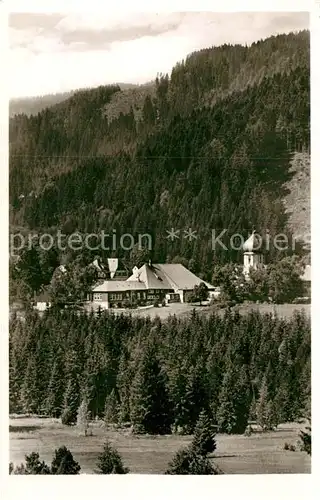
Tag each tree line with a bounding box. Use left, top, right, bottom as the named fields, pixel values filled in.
left=10, top=308, right=310, bottom=435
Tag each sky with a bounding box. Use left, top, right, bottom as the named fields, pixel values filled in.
left=8, top=11, right=309, bottom=98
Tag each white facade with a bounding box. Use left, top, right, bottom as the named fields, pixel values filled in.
left=243, top=251, right=264, bottom=276
left=34, top=301, right=51, bottom=311
left=242, top=231, right=264, bottom=277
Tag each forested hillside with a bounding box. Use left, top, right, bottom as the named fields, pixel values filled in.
left=9, top=31, right=310, bottom=272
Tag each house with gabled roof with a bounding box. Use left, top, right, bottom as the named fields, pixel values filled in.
left=33, top=289, right=51, bottom=311
left=88, top=261, right=215, bottom=309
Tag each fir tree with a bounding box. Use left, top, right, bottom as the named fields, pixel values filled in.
left=77, top=398, right=90, bottom=436
left=104, top=389, right=119, bottom=425
left=20, top=355, right=38, bottom=414
left=62, top=377, right=80, bottom=425
left=51, top=446, right=81, bottom=474
left=96, top=441, right=129, bottom=474
left=217, top=364, right=251, bottom=434
left=256, top=376, right=276, bottom=431
left=24, top=452, right=51, bottom=474
left=191, top=410, right=217, bottom=456
left=45, top=356, right=65, bottom=417
left=9, top=453, right=51, bottom=475
left=130, top=344, right=173, bottom=434
left=299, top=424, right=311, bottom=455
left=165, top=446, right=219, bottom=475
left=9, top=350, right=22, bottom=413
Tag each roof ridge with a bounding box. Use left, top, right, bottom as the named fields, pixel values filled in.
left=157, top=263, right=180, bottom=289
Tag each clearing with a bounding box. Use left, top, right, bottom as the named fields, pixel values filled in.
left=9, top=417, right=310, bottom=475
left=126, top=302, right=310, bottom=321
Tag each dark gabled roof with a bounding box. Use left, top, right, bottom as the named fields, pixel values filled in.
left=127, top=263, right=173, bottom=289
left=127, top=263, right=214, bottom=290
left=35, top=290, right=51, bottom=302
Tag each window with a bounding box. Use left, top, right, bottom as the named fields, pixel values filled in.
left=93, top=293, right=102, bottom=301
left=110, top=293, right=122, bottom=301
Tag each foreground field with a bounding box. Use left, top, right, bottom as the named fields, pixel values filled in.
left=10, top=417, right=310, bottom=474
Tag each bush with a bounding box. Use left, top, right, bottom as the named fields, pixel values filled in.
left=9, top=463, right=27, bottom=475
left=25, top=452, right=51, bottom=474
left=96, top=441, right=129, bottom=474
left=283, top=442, right=296, bottom=452
left=244, top=425, right=253, bottom=436
left=165, top=446, right=219, bottom=475
left=300, top=424, right=311, bottom=455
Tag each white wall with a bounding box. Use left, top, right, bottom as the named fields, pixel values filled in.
left=34, top=302, right=51, bottom=311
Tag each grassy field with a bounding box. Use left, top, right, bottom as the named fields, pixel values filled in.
left=127, top=302, right=311, bottom=321
left=10, top=301, right=310, bottom=323
left=9, top=417, right=311, bottom=474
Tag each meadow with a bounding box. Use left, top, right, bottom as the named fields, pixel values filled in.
left=126, top=302, right=311, bottom=321
left=10, top=417, right=311, bottom=475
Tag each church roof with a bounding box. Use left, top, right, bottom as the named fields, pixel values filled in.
left=242, top=231, right=263, bottom=253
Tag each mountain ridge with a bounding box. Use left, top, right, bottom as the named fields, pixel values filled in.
left=9, top=30, right=310, bottom=271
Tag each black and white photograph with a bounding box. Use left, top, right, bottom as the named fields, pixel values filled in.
left=5, top=4, right=313, bottom=485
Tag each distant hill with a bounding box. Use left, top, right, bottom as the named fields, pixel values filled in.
left=9, top=31, right=310, bottom=270
left=9, top=91, right=76, bottom=117
left=9, top=82, right=154, bottom=117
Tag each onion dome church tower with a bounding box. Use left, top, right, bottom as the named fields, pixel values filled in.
left=242, top=230, right=264, bottom=278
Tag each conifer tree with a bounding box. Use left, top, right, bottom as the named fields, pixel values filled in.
left=180, top=366, right=207, bottom=434
left=191, top=410, right=217, bottom=456
left=62, top=377, right=80, bottom=425
left=96, top=441, right=129, bottom=474
left=51, top=446, right=81, bottom=474
left=77, top=398, right=90, bottom=436
left=9, top=349, right=22, bottom=413
left=104, top=389, right=119, bottom=425
left=116, top=352, right=131, bottom=424
left=256, top=376, right=276, bottom=431
left=130, top=344, right=173, bottom=434
left=45, top=356, right=65, bottom=417
left=165, top=446, right=219, bottom=475
left=299, top=420, right=311, bottom=455
left=20, top=355, right=38, bottom=414
left=24, top=452, right=51, bottom=474
left=217, top=364, right=251, bottom=434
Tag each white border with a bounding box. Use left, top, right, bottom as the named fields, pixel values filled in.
left=1, top=1, right=317, bottom=499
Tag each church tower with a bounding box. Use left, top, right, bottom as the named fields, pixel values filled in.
left=243, top=231, right=264, bottom=278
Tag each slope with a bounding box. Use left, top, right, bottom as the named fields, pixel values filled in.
left=9, top=31, right=310, bottom=271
